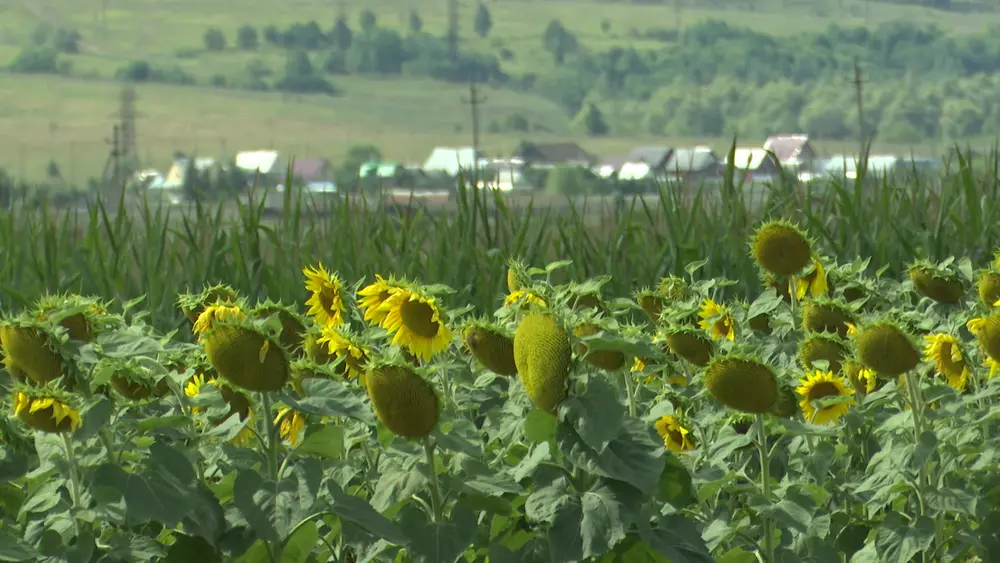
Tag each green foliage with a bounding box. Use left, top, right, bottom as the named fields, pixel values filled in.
left=236, top=25, right=259, bottom=50
left=474, top=2, right=493, bottom=38
left=8, top=46, right=63, bottom=74
left=203, top=27, right=227, bottom=51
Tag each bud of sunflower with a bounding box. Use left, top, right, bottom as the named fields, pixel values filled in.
left=725, top=412, right=757, bottom=435
left=0, top=321, right=69, bottom=386
left=798, top=333, right=849, bottom=375
left=202, top=316, right=291, bottom=392
left=855, top=322, right=921, bottom=376
left=908, top=262, right=965, bottom=304
left=801, top=299, right=854, bottom=338
left=573, top=323, right=627, bottom=372
left=506, top=258, right=530, bottom=293
left=514, top=312, right=573, bottom=413
left=463, top=323, right=517, bottom=376
left=365, top=362, right=440, bottom=438
left=769, top=384, right=799, bottom=418
left=104, top=358, right=171, bottom=401
left=12, top=387, right=82, bottom=433
left=703, top=356, right=778, bottom=414
left=978, top=270, right=1000, bottom=308
left=664, top=327, right=713, bottom=366
left=977, top=313, right=1000, bottom=363
left=750, top=220, right=812, bottom=277
left=35, top=294, right=110, bottom=342
left=177, top=284, right=240, bottom=324
left=633, top=288, right=664, bottom=324
left=251, top=301, right=307, bottom=355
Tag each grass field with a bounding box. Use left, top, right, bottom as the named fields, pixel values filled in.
left=0, top=0, right=996, bottom=182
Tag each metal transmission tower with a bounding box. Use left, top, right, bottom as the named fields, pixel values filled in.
left=118, top=82, right=140, bottom=174
left=461, top=78, right=488, bottom=183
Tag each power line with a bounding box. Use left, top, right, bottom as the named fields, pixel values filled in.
left=848, top=56, right=868, bottom=161
left=461, top=80, right=487, bottom=158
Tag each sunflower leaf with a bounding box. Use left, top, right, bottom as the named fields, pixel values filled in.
left=277, top=378, right=373, bottom=424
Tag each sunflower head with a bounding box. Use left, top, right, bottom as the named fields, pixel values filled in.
left=634, top=288, right=664, bottom=324
left=573, top=321, right=627, bottom=372
left=979, top=313, right=1000, bottom=364
left=364, top=359, right=440, bottom=439
left=273, top=406, right=307, bottom=446
left=315, top=326, right=370, bottom=381
left=506, top=257, right=531, bottom=293
left=703, top=355, right=778, bottom=414
left=303, top=327, right=334, bottom=364
left=796, top=370, right=855, bottom=425
left=251, top=301, right=307, bottom=355
left=844, top=360, right=879, bottom=395
left=762, top=272, right=792, bottom=304
left=798, top=333, right=849, bottom=375
left=725, top=412, right=757, bottom=435
left=978, top=269, right=1000, bottom=308
left=102, top=357, right=171, bottom=401
left=504, top=287, right=549, bottom=311
left=855, top=320, right=921, bottom=376
left=379, top=284, right=453, bottom=362
left=769, top=383, right=800, bottom=418
left=357, top=274, right=406, bottom=325
left=462, top=319, right=517, bottom=377
left=794, top=258, right=829, bottom=301
left=201, top=314, right=291, bottom=392
left=184, top=372, right=253, bottom=428
left=0, top=319, right=71, bottom=386
left=801, top=298, right=855, bottom=338
left=663, top=326, right=713, bottom=366
left=750, top=219, right=813, bottom=277
left=654, top=414, right=696, bottom=452
left=513, top=311, right=573, bottom=413
left=748, top=312, right=773, bottom=334
left=303, top=263, right=348, bottom=328
left=12, top=384, right=82, bottom=433
left=656, top=276, right=688, bottom=302
left=908, top=261, right=965, bottom=304
left=698, top=298, right=736, bottom=342
left=923, top=333, right=970, bottom=392
left=34, top=293, right=113, bottom=341
left=177, top=284, right=240, bottom=323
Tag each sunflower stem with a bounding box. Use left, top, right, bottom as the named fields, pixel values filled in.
left=62, top=433, right=82, bottom=509
left=623, top=369, right=637, bottom=417
left=261, top=392, right=283, bottom=562
left=755, top=413, right=775, bottom=563
left=423, top=436, right=444, bottom=523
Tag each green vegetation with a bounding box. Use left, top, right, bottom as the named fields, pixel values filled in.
left=2, top=0, right=1000, bottom=183
left=2, top=158, right=1000, bottom=561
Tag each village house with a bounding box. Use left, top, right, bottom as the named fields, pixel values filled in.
left=617, top=146, right=674, bottom=181
left=662, top=146, right=719, bottom=182
left=763, top=134, right=818, bottom=170
left=724, top=148, right=782, bottom=182
left=511, top=141, right=596, bottom=168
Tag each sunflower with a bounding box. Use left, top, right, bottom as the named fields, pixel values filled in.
left=504, top=289, right=547, bottom=309
left=968, top=317, right=986, bottom=336
left=303, top=263, right=347, bottom=327
left=184, top=374, right=254, bottom=446
left=315, top=326, right=370, bottom=381
left=357, top=274, right=404, bottom=325
left=274, top=407, right=306, bottom=446
left=13, top=389, right=81, bottom=433
left=654, top=415, right=695, bottom=452
left=193, top=304, right=247, bottom=340
left=379, top=286, right=453, bottom=362
left=750, top=220, right=812, bottom=276
left=986, top=356, right=1000, bottom=379
left=846, top=322, right=859, bottom=337
left=923, top=333, right=971, bottom=391
left=698, top=299, right=735, bottom=342
left=795, top=259, right=828, bottom=301
left=796, top=370, right=855, bottom=425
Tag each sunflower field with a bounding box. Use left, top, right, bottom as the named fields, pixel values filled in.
left=4, top=160, right=1000, bottom=562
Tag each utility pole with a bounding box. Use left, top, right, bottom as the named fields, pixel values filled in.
left=461, top=78, right=487, bottom=180
left=447, top=0, right=459, bottom=60
left=850, top=57, right=868, bottom=162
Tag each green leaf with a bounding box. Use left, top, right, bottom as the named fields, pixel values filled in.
left=282, top=521, right=318, bottom=563
left=136, top=415, right=193, bottom=433
left=924, top=487, right=977, bottom=517
left=398, top=503, right=477, bottom=563
left=746, top=290, right=782, bottom=321
left=278, top=378, right=374, bottom=424
left=75, top=396, right=113, bottom=441
left=716, top=547, right=757, bottom=563
left=910, top=430, right=937, bottom=472
left=164, top=534, right=220, bottom=563
left=657, top=454, right=697, bottom=509
left=577, top=480, right=640, bottom=559
left=556, top=418, right=665, bottom=495
left=512, top=442, right=551, bottom=482
left=615, top=537, right=671, bottom=562
left=235, top=540, right=271, bottom=563
left=524, top=410, right=557, bottom=443
left=370, top=466, right=428, bottom=513
left=0, top=529, right=40, bottom=561
left=295, top=426, right=344, bottom=459
left=873, top=513, right=934, bottom=563
left=638, top=513, right=714, bottom=563
left=526, top=478, right=573, bottom=524
left=558, top=375, right=624, bottom=452
left=233, top=470, right=280, bottom=544
left=202, top=411, right=249, bottom=441
left=327, top=481, right=409, bottom=545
